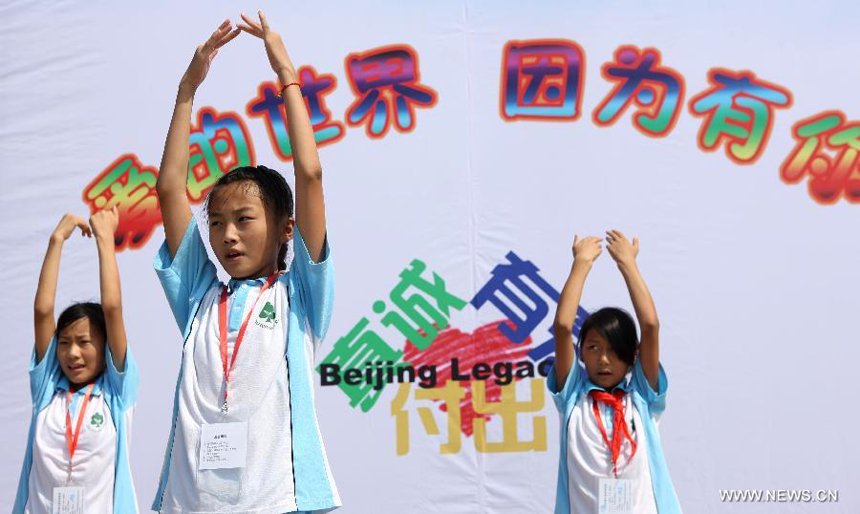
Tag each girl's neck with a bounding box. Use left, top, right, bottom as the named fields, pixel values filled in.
left=233, top=262, right=280, bottom=281
left=69, top=378, right=96, bottom=392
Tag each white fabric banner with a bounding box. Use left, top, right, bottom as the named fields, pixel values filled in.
left=2, top=1, right=858, bottom=512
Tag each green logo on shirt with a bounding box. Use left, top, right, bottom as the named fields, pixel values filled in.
left=90, top=412, right=104, bottom=430
left=255, top=301, right=278, bottom=329
left=259, top=302, right=277, bottom=323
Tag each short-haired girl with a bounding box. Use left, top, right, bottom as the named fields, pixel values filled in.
left=14, top=208, right=139, bottom=513
left=151, top=13, right=339, bottom=513
left=549, top=231, right=681, bottom=513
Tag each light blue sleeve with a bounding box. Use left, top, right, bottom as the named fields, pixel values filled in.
left=104, top=344, right=139, bottom=409
left=546, top=360, right=584, bottom=412
left=290, top=228, right=335, bottom=341
left=631, top=359, right=668, bottom=416
left=153, top=218, right=218, bottom=335
left=28, top=337, right=62, bottom=409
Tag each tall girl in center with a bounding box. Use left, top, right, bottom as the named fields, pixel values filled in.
left=151, top=13, right=339, bottom=513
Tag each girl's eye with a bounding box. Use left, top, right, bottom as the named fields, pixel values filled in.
left=239, top=216, right=252, bottom=222
left=210, top=221, right=222, bottom=227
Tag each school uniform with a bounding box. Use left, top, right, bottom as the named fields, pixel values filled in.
left=151, top=219, right=339, bottom=513
left=14, top=340, right=139, bottom=513
left=547, top=360, right=681, bottom=513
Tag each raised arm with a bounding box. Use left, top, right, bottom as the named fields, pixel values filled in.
left=553, top=235, right=602, bottom=389
left=89, top=206, right=127, bottom=370
left=156, top=20, right=240, bottom=258
left=605, top=230, right=659, bottom=390
left=34, top=214, right=91, bottom=361
left=239, top=11, right=327, bottom=262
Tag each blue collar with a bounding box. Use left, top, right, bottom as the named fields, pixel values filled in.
left=583, top=372, right=632, bottom=395
left=226, top=275, right=270, bottom=294
left=57, top=373, right=104, bottom=396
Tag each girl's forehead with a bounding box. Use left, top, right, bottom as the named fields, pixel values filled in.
left=210, top=182, right=265, bottom=209
left=59, top=317, right=103, bottom=341
left=62, top=317, right=91, bottom=334
left=584, top=330, right=608, bottom=343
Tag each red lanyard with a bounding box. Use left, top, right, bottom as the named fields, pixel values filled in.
left=65, top=383, right=95, bottom=479
left=218, top=274, right=279, bottom=412
left=590, top=389, right=637, bottom=477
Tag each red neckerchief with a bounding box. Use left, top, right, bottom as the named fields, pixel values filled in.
left=589, top=388, right=637, bottom=477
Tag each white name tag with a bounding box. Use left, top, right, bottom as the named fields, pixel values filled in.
left=598, top=478, right=633, bottom=514
left=199, top=421, right=248, bottom=470
left=52, top=486, right=84, bottom=514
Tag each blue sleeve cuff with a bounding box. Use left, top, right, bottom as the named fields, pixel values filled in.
left=632, top=359, right=668, bottom=415
left=291, top=228, right=335, bottom=342
left=29, top=336, right=61, bottom=408
left=153, top=218, right=217, bottom=333
left=153, top=218, right=199, bottom=275
left=547, top=361, right=582, bottom=412
left=293, top=226, right=331, bottom=266
left=105, top=344, right=139, bottom=408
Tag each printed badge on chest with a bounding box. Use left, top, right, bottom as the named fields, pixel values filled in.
left=599, top=478, right=633, bottom=514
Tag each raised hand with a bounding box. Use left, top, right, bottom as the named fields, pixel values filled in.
left=604, top=230, right=639, bottom=267
left=89, top=205, right=120, bottom=241
left=573, top=235, right=602, bottom=265
left=606, top=229, right=659, bottom=389
left=238, top=11, right=297, bottom=81
left=51, top=213, right=91, bottom=241
left=180, top=19, right=241, bottom=91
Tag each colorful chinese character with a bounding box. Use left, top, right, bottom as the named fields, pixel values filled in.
left=472, top=251, right=588, bottom=362
left=345, top=45, right=437, bottom=138
left=317, top=317, right=404, bottom=412
left=375, top=259, right=468, bottom=350
left=689, top=69, right=792, bottom=164
left=500, top=39, right=584, bottom=121
left=782, top=111, right=860, bottom=204
left=391, top=381, right=465, bottom=455
left=187, top=108, right=255, bottom=202
left=82, top=154, right=161, bottom=251
left=472, top=379, right=547, bottom=453
left=246, top=66, right=345, bottom=161
left=593, top=46, right=684, bottom=137
left=471, top=251, right=559, bottom=344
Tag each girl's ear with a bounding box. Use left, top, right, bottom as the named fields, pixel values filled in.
left=280, top=217, right=295, bottom=244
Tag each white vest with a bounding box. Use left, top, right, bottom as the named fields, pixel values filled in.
left=567, top=392, right=658, bottom=514
left=159, top=280, right=297, bottom=513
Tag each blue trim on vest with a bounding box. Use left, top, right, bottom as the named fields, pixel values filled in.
left=286, top=270, right=337, bottom=511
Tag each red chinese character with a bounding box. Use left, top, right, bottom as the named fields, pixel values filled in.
left=782, top=111, right=860, bottom=204
left=83, top=154, right=162, bottom=251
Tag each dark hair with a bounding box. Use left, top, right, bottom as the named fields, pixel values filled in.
left=56, top=302, right=106, bottom=341
left=205, top=165, right=294, bottom=269
left=578, top=307, right=638, bottom=366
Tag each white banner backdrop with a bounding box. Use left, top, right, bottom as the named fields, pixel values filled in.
left=2, top=1, right=859, bottom=512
